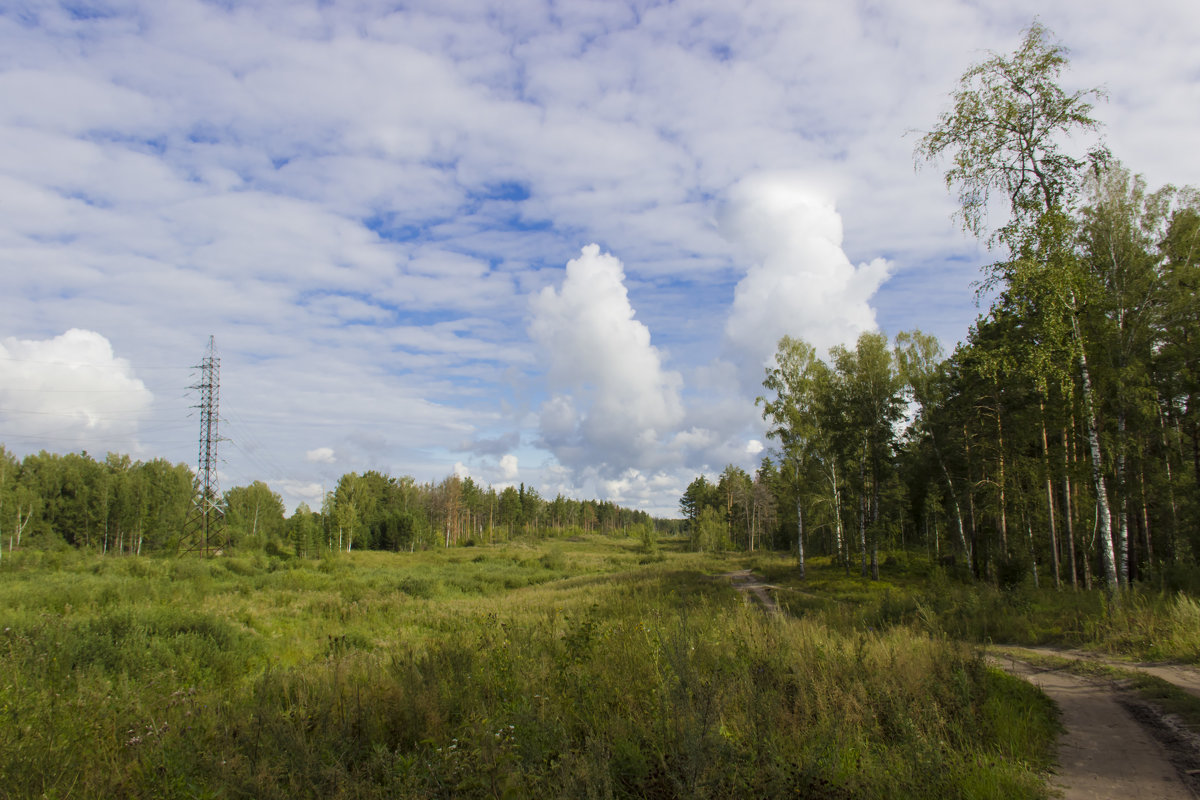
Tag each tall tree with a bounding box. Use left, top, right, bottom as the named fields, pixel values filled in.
left=759, top=336, right=835, bottom=577
left=1078, top=163, right=1175, bottom=581
left=917, top=21, right=1121, bottom=592
left=830, top=332, right=905, bottom=578
left=896, top=331, right=973, bottom=561
left=224, top=481, right=286, bottom=546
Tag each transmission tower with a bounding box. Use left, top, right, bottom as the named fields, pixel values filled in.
left=179, top=336, right=227, bottom=556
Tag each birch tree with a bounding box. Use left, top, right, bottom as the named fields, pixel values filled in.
left=917, top=21, right=1121, bottom=592
left=759, top=336, right=834, bottom=578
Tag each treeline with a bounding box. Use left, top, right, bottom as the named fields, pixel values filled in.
left=0, top=446, right=655, bottom=558
left=682, top=25, right=1200, bottom=592
left=293, top=470, right=657, bottom=556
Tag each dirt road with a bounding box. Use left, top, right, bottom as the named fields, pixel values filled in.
left=715, top=569, right=780, bottom=615
left=995, top=652, right=1200, bottom=800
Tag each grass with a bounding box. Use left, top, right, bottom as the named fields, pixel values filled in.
left=753, top=551, right=1200, bottom=664
left=2, top=538, right=1059, bottom=798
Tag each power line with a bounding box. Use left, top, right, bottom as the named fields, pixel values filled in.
left=0, top=355, right=191, bottom=370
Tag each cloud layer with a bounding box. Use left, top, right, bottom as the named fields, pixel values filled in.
left=0, top=1, right=1196, bottom=515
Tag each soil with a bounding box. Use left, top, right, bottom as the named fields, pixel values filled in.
left=715, top=569, right=781, bottom=615
left=994, top=651, right=1200, bottom=799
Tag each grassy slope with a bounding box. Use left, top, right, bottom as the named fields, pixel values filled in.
left=2, top=539, right=1056, bottom=799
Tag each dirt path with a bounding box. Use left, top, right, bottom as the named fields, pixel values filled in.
left=994, top=653, right=1199, bottom=799
left=1012, top=646, right=1200, bottom=700
left=714, top=569, right=780, bottom=615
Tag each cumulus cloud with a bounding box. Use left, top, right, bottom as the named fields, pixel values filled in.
left=0, top=329, right=153, bottom=453
left=722, top=173, right=891, bottom=373
left=499, top=453, right=519, bottom=480
left=529, top=245, right=684, bottom=478
left=305, top=447, right=336, bottom=463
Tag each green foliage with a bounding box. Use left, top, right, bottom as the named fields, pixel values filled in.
left=916, top=21, right=1105, bottom=242
left=0, top=446, right=656, bottom=561
left=688, top=506, right=729, bottom=553
left=0, top=542, right=1056, bottom=799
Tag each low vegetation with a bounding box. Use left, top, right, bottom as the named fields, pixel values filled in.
left=757, top=551, right=1200, bottom=664
left=2, top=537, right=1058, bottom=799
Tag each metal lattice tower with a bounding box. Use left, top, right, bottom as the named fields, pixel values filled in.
left=179, top=336, right=226, bottom=556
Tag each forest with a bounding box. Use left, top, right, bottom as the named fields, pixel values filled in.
left=681, top=23, right=1200, bottom=595
left=0, top=445, right=656, bottom=559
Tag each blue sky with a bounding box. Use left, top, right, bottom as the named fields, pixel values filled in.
left=1, top=0, right=1197, bottom=516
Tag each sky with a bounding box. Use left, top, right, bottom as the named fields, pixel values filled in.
left=1, top=0, right=1197, bottom=517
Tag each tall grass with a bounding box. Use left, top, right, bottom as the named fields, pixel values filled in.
left=0, top=540, right=1055, bottom=798
left=760, top=551, right=1200, bottom=663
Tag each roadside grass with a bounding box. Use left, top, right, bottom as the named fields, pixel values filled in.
left=752, top=550, right=1200, bottom=664
left=2, top=539, right=1055, bottom=798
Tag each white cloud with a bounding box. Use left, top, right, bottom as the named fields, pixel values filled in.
left=0, top=329, right=153, bottom=454
left=722, top=173, right=891, bottom=374
left=746, top=439, right=764, bottom=456
left=499, top=453, right=519, bottom=480
left=529, top=245, right=684, bottom=479
left=305, top=447, right=336, bottom=464
left=274, top=480, right=325, bottom=513
left=1, top=1, right=1197, bottom=516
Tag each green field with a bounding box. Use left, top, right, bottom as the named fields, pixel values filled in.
left=4, top=537, right=1069, bottom=799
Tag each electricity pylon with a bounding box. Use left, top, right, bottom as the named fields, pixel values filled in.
left=179, top=336, right=226, bottom=556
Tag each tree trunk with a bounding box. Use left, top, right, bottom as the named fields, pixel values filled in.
left=1116, top=411, right=1130, bottom=586
left=1040, top=401, right=1061, bottom=587
left=931, top=434, right=969, bottom=561
left=1027, top=516, right=1039, bottom=588
left=796, top=499, right=805, bottom=580
left=963, top=423, right=981, bottom=579
left=827, top=461, right=846, bottom=571
left=1073, top=318, right=1119, bottom=595
left=1062, top=427, right=1078, bottom=588
left=859, top=449, right=868, bottom=578
left=16, top=506, right=29, bottom=550
left=1139, top=463, right=1153, bottom=569
left=870, top=459, right=880, bottom=581
left=1158, top=404, right=1180, bottom=562
left=995, top=400, right=1009, bottom=554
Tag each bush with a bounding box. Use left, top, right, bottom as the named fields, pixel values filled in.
left=996, top=555, right=1031, bottom=592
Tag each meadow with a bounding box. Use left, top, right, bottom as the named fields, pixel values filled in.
left=7, top=534, right=1174, bottom=799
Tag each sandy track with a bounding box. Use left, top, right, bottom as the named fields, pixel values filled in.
left=714, top=569, right=781, bottom=615
left=995, top=654, right=1198, bottom=799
